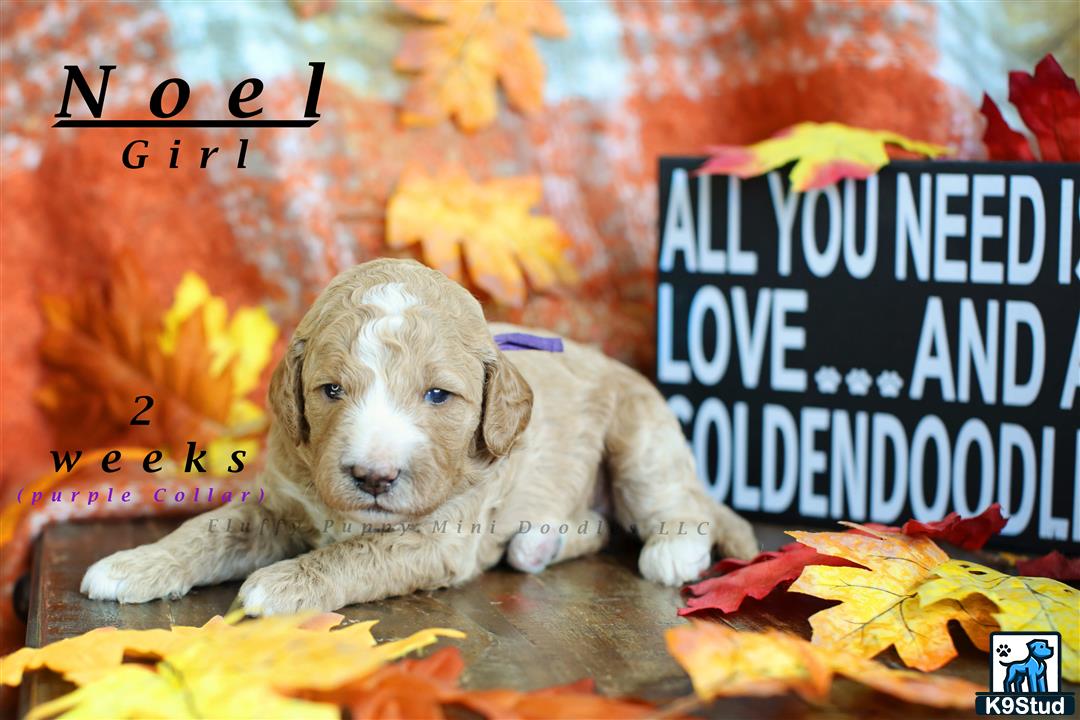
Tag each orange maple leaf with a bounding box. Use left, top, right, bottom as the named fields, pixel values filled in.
left=288, top=0, right=335, bottom=19
left=386, top=166, right=576, bottom=306
left=37, top=254, right=276, bottom=459
left=667, top=621, right=980, bottom=709
left=302, top=646, right=658, bottom=719
left=393, top=0, right=568, bottom=131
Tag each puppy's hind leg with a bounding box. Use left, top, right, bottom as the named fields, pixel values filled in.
left=604, top=370, right=758, bottom=586
left=506, top=509, right=609, bottom=574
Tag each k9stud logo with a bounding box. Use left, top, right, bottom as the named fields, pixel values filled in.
left=977, top=632, right=1075, bottom=716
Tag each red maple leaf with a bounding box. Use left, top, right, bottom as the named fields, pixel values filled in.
left=1016, top=551, right=1080, bottom=582
left=1010, top=54, right=1080, bottom=161
left=980, top=94, right=1036, bottom=161
left=981, top=54, right=1080, bottom=161
left=680, top=505, right=1006, bottom=617
left=896, top=503, right=1006, bottom=551
left=679, top=542, right=857, bottom=616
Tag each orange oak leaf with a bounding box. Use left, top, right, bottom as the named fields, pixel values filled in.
left=386, top=166, right=576, bottom=306
left=393, top=0, right=568, bottom=131
left=667, top=621, right=979, bottom=709
left=303, top=646, right=658, bottom=719
left=787, top=527, right=999, bottom=672
left=699, top=122, right=951, bottom=192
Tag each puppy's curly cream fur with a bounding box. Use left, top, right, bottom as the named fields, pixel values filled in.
left=82, top=259, right=757, bottom=614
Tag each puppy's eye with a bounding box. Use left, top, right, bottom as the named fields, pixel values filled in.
left=322, top=383, right=344, bottom=400
left=423, top=388, right=451, bottom=405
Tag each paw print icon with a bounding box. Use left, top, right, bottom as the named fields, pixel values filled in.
left=876, top=370, right=905, bottom=398
left=845, top=368, right=873, bottom=396
left=814, top=366, right=842, bottom=394
left=996, top=645, right=1011, bottom=658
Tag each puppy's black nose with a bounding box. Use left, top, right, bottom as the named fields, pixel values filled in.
left=349, top=465, right=399, bottom=497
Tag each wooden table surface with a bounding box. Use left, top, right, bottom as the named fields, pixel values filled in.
left=18, top=518, right=1055, bottom=719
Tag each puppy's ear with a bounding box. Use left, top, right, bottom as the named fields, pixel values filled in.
left=268, top=338, right=309, bottom=445
left=477, top=351, right=533, bottom=458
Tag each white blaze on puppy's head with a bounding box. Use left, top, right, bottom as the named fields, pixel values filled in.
left=360, top=281, right=420, bottom=316
left=341, top=283, right=426, bottom=478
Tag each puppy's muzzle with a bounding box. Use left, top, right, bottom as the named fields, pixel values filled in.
left=347, top=464, right=399, bottom=497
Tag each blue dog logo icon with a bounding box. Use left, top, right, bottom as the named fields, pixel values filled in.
left=1000, top=639, right=1054, bottom=693
left=977, top=632, right=1075, bottom=716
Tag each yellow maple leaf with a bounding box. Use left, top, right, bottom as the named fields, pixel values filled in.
left=3, top=612, right=465, bottom=720
left=386, top=166, right=576, bottom=306
left=160, top=272, right=276, bottom=399
left=1, top=621, right=218, bottom=687
left=37, top=256, right=277, bottom=475
left=393, top=0, right=568, bottom=131
left=29, top=663, right=339, bottom=720
left=917, top=559, right=1080, bottom=682
left=787, top=528, right=999, bottom=671
left=159, top=271, right=278, bottom=474
left=699, top=122, right=952, bottom=192
left=0, top=614, right=293, bottom=687
left=666, top=621, right=979, bottom=709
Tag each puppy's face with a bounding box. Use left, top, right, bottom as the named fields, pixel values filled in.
left=269, top=261, right=532, bottom=522
left=301, top=285, right=482, bottom=520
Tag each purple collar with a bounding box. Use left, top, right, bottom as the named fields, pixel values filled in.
left=494, top=332, right=564, bottom=352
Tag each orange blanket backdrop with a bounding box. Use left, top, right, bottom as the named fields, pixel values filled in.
left=0, top=0, right=1074, bottom=649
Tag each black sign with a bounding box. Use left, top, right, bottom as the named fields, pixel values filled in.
left=657, top=157, right=1080, bottom=553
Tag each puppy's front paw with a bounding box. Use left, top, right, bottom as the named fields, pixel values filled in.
left=639, top=535, right=711, bottom=586
left=81, top=545, right=192, bottom=603
left=238, top=558, right=339, bottom=616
